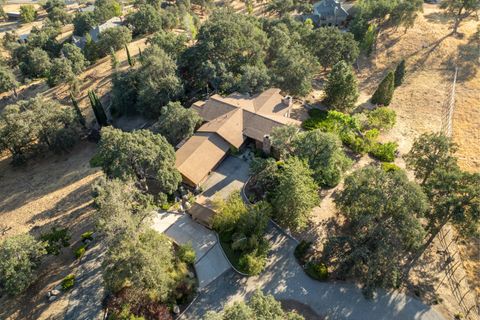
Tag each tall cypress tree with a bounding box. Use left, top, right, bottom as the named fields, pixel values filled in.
left=125, top=44, right=135, bottom=67
left=371, top=70, right=395, bottom=106
left=394, top=59, right=406, bottom=88
left=88, top=90, right=108, bottom=126
left=70, top=92, right=86, bottom=127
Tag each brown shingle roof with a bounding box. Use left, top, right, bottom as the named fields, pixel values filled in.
left=175, top=132, right=230, bottom=186
left=197, top=109, right=245, bottom=149
left=176, top=88, right=300, bottom=186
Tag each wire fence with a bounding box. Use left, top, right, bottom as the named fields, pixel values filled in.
left=438, top=66, right=478, bottom=319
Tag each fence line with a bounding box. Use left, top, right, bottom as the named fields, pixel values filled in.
left=441, top=67, right=458, bottom=137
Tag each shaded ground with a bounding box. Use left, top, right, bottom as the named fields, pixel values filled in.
left=183, top=224, right=444, bottom=320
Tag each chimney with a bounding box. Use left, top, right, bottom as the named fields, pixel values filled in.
left=282, top=95, right=293, bottom=107
left=262, top=135, right=271, bottom=155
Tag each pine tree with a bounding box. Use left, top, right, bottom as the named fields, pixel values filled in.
left=394, top=59, right=406, bottom=87
left=88, top=90, right=108, bottom=126
left=70, top=92, right=86, bottom=127
left=125, top=44, right=135, bottom=67
left=110, top=47, right=119, bottom=70
left=324, top=61, right=359, bottom=113
left=371, top=70, right=395, bottom=106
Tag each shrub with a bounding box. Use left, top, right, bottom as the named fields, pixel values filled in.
left=238, top=252, right=266, bottom=275
left=366, top=107, right=396, bottom=131
left=294, top=240, right=312, bottom=264
left=81, top=231, right=94, bottom=242
left=371, top=70, right=395, bottom=106
left=75, top=245, right=86, bottom=259
left=61, top=274, right=75, bottom=290
left=370, top=142, right=398, bottom=162
left=40, top=227, right=70, bottom=255
left=381, top=162, right=401, bottom=172
left=178, top=243, right=196, bottom=265
left=305, top=261, right=328, bottom=281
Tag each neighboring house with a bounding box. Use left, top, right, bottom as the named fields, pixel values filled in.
left=304, top=0, right=351, bottom=27
left=175, top=88, right=301, bottom=188
left=72, top=16, right=122, bottom=49
left=77, top=4, right=95, bottom=13
left=6, top=11, right=21, bottom=21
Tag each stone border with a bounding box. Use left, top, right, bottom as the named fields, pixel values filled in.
left=213, top=231, right=250, bottom=277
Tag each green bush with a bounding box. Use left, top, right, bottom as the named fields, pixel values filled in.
left=366, top=107, right=396, bottom=131
left=238, top=252, right=266, bottom=275
left=294, top=240, right=312, bottom=263
left=305, top=262, right=328, bottom=281
left=178, top=243, right=196, bottom=265
left=40, top=227, right=70, bottom=255
left=61, top=274, right=75, bottom=290
left=381, top=162, right=401, bottom=172
left=81, top=231, right=94, bottom=242
left=369, top=142, right=398, bottom=162
left=74, top=245, right=86, bottom=259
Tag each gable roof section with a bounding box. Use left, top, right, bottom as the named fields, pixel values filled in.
left=197, top=109, right=245, bottom=149
left=243, top=111, right=301, bottom=141
left=175, top=132, right=230, bottom=186
left=314, top=0, right=349, bottom=18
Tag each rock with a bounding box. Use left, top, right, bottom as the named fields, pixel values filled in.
left=184, top=201, right=191, bottom=209
left=51, top=289, right=61, bottom=296
left=187, top=271, right=195, bottom=278
left=47, top=291, right=51, bottom=298
left=48, top=295, right=58, bottom=302
left=54, top=284, right=63, bottom=291
left=173, top=305, right=180, bottom=314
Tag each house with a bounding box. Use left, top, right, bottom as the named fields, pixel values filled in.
left=175, top=88, right=301, bottom=188
left=72, top=16, right=122, bottom=49
left=304, top=0, right=351, bottom=27
left=77, top=5, right=95, bottom=13
left=6, top=11, right=21, bottom=21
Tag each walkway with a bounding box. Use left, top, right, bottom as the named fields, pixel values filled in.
left=152, top=212, right=231, bottom=288
left=183, top=224, right=445, bottom=320
left=64, top=241, right=105, bottom=320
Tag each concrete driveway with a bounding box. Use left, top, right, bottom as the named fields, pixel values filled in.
left=182, top=224, right=445, bottom=320
left=152, top=213, right=231, bottom=288
left=201, top=156, right=250, bottom=200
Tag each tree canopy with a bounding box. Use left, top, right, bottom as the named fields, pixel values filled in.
left=180, top=10, right=269, bottom=94
left=325, top=166, right=427, bottom=298
left=150, top=101, right=202, bottom=146
left=0, top=97, right=81, bottom=165
left=324, top=61, right=359, bottom=112
left=204, top=290, right=304, bottom=320
left=0, top=234, right=47, bottom=295
left=91, top=127, right=181, bottom=196
left=270, top=157, right=320, bottom=231
left=306, top=27, right=359, bottom=69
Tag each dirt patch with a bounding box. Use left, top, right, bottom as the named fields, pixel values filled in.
left=0, top=141, right=102, bottom=319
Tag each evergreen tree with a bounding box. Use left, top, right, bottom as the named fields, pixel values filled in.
left=88, top=90, right=108, bottom=126
left=371, top=70, right=395, bottom=106
left=394, top=59, right=406, bottom=87
left=125, top=44, right=135, bottom=67
left=324, top=61, right=359, bottom=113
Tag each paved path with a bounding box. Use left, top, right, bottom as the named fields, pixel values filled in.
left=152, top=212, right=231, bottom=288
left=64, top=241, right=105, bottom=320
left=183, top=224, right=445, bottom=320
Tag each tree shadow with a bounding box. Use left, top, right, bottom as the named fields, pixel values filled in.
left=446, top=32, right=480, bottom=82
left=424, top=11, right=454, bottom=25
left=0, top=142, right=99, bottom=227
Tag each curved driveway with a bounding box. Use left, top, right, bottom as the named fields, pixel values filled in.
left=182, top=223, right=445, bottom=320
